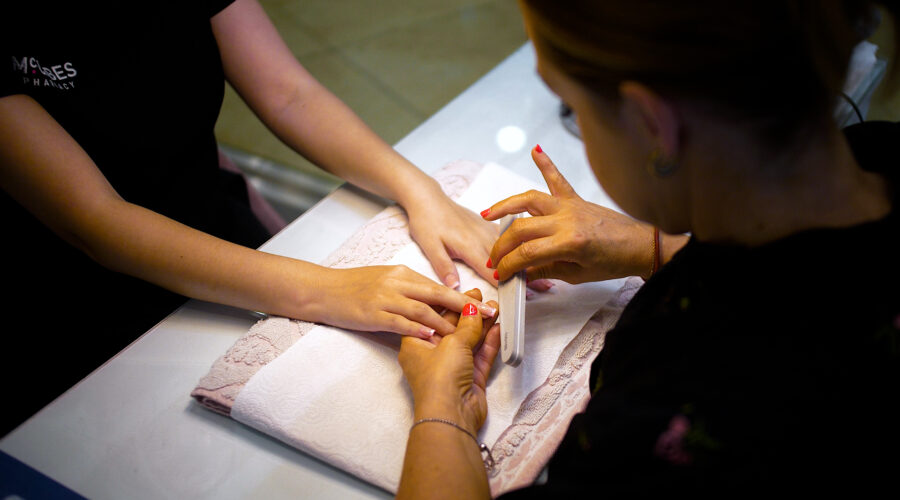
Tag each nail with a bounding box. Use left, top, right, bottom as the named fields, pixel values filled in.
left=420, top=327, right=435, bottom=338
left=463, top=303, right=478, bottom=316
left=493, top=270, right=499, bottom=280
left=480, top=208, right=491, bottom=218
left=486, top=257, right=492, bottom=268
left=445, top=274, right=460, bottom=289
left=534, top=144, right=543, bottom=153
left=480, top=304, right=498, bottom=318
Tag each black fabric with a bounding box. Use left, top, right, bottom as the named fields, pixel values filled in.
left=0, top=0, right=273, bottom=438
left=500, top=122, right=900, bottom=496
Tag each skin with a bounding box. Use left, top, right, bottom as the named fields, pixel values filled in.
left=396, top=2, right=893, bottom=497
left=0, top=0, right=500, bottom=340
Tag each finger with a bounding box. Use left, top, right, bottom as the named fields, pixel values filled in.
left=442, top=288, right=484, bottom=325
left=453, top=301, right=486, bottom=350
left=416, top=236, right=460, bottom=289
left=386, top=297, right=459, bottom=336
left=489, top=215, right=558, bottom=269
left=472, top=323, right=501, bottom=390
left=480, top=189, right=558, bottom=222
left=525, top=261, right=589, bottom=284
left=452, top=238, right=498, bottom=284
left=409, top=280, right=497, bottom=319
left=495, top=235, right=578, bottom=281
left=526, top=278, right=555, bottom=292
left=531, top=145, right=577, bottom=198
left=376, top=311, right=441, bottom=340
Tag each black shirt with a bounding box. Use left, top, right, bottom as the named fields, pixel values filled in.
left=0, top=0, right=271, bottom=436
left=500, top=122, right=900, bottom=496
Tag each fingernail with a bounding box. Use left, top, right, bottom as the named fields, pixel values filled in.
left=534, top=144, right=543, bottom=153
left=420, top=327, right=435, bottom=338
left=480, top=208, right=491, bottom=218
left=445, top=274, right=459, bottom=289
left=463, top=303, right=478, bottom=316
left=480, top=304, right=498, bottom=317
left=486, top=257, right=492, bottom=268
left=493, top=270, right=499, bottom=280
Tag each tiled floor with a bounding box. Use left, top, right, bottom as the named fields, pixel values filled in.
left=214, top=0, right=529, bottom=220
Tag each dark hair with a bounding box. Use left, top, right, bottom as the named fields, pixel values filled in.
left=522, top=0, right=898, bottom=148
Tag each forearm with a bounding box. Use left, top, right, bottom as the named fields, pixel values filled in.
left=81, top=199, right=323, bottom=317
left=398, top=421, right=491, bottom=500
left=259, top=81, right=441, bottom=208
left=214, top=0, right=440, bottom=210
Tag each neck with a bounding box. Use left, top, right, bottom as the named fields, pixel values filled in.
left=686, top=126, right=891, bottom=247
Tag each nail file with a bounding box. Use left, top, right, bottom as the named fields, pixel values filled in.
left=497, top=213, right=526, bottom=367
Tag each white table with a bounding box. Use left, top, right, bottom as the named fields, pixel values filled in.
left=0, top=43, right=608, bottom=499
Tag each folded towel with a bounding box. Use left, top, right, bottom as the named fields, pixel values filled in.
left=192, top=161, right=640, bottom=495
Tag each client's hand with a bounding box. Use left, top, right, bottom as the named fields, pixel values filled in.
left=404, top=188, right=500, bottom=288
left=398, top=288, right=500, bottom=432
left=312, top=266, right=497, bottom=339
left=482, top=145, right=659, bottom=283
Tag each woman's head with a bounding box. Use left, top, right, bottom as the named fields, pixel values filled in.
left=521, top=0, right=887, bottom=145
left=519, top=0, right=896, bottom=232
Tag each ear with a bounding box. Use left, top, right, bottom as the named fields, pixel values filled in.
left=618, top=81, right=681, bottom=159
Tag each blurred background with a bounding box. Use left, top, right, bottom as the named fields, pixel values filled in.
left=215, top=0, right=528, bottom=222
left=215, top=0, right=899, bottom=224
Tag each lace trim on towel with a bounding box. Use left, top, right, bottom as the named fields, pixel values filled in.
left=487, top=276, right=642, bottom=495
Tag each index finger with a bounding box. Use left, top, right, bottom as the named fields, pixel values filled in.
left=411, top=281, right=497, bottom=319
left=532, top=145, right=577, bottom=198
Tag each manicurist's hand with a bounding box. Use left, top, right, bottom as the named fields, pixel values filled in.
left=396, top=288, right=499, bottom=499
left=483, top=145, right=681, bottom=283
left=308, top=266, right=497, bottom=339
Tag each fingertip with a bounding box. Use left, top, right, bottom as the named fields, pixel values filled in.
left=444, top=273, right=460, bottom=290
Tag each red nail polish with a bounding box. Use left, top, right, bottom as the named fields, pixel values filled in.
left=486, top=258, right=492, bottom=268
left=493, top=270, right=499, bottom=280
left=535, top=144, right=543, bottom=153
left=480, top=208, right=491, bottom=218
left=462, top=303, right=478, bottom=316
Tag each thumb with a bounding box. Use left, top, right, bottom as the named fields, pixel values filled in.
left=454, top=302, right=485, bottom=350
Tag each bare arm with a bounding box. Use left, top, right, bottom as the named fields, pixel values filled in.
left=210, top=0, right=499, bottom=287
left=0, top=94, right=493, bottom=337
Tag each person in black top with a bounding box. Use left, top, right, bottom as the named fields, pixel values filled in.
left=0, top=0, right=501, bottom=437
left=395, top=0, right=900, bottom=497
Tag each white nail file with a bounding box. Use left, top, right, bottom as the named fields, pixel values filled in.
left=497, top=214, right=526, bottom=367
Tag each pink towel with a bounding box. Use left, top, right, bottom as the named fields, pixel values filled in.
left=191, top=160, right=640, bottom=495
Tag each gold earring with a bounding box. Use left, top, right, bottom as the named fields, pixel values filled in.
left=648, top=148, right=678, bottom=177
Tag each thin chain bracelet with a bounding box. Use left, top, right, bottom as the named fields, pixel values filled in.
left=410, top=418, right=495, bottom=470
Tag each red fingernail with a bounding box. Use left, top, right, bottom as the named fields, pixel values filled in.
left=463, top=303, right=478, bottom=316
left=534, top=144, right=543, bottom=153
left=486, top=258, right=492, bottom=268
left=493, top=270, right=499, bottom=280
left=480, top=208, right=491, bottom=218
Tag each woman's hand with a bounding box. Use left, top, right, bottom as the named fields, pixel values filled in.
left=403, top=185, right=500, bottom=288
left=306, top=266, right=498, bottom=340
left=396, top=289, right=499, bottom=500
left=398, top=288, right=500, bottom=432
left=483, top=146, right=662, bottom=283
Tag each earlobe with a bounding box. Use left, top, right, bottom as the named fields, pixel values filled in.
left=619, top=81, right=681, bottom=160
